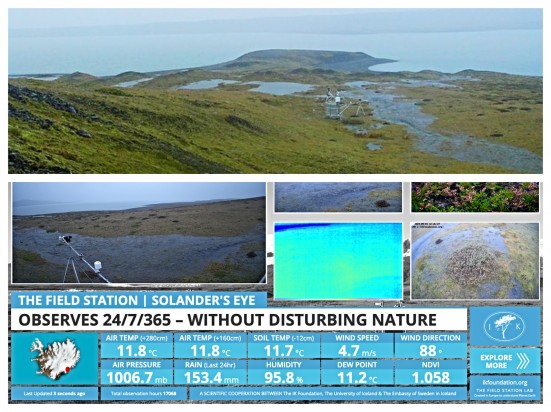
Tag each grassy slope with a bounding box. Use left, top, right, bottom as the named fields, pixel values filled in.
left=8, top=71, right=536, bottom=174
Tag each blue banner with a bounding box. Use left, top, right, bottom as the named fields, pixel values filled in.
left=11, top=291, right=267, bottom=308
left=190, top=386, right=467, bottom=401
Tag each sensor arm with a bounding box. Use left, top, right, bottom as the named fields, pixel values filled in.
left=59, top=236, right=111, bottom=283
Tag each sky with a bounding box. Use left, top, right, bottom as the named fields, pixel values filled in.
left=8, top=9, right=377, bottom=29
left=9, top=8, right=542, bottom=33
left=12, top=182, right=266, bottom=204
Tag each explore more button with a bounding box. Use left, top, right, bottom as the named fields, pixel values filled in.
left=470, top=348, right=540, bottom=374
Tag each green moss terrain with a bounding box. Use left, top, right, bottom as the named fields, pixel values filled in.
left=12, top=249, right=65, bottom=283
left=8, top=50, right=542, bottom=174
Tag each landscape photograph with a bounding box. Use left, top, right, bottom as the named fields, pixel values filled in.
left=411, top=223, right=540, bottom=300
left=12, top=182, right=266, bottom=284
left=7, top=8, right=543, bottom=174
left=275, top=182, right=402, bottom=212
left=411, top=182, right=539, bottom=213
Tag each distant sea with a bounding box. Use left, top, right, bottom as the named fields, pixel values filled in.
left=8, top=29, right=542, bottom=76
left=13, top=201, right=148, bottom=216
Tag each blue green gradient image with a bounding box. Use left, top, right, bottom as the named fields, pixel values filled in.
left=274, top=223, right=402, bottom=300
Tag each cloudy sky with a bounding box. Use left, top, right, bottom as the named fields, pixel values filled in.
left=13, top=182, right=266, bottom=204
left=9, top=9, right=370, bottom=29
left=9, top=8, right=541, bottom=34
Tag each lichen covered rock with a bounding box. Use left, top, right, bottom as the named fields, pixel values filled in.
left=447, top=244, right=499, bottom=287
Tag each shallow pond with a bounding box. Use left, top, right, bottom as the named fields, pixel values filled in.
left=365, top=142, right=382, bottom=151
left=246, top=81, right=313, bottom=95
left=178, top=79, right=239, bottom=90
left=115, top=77, right=153, bottom=88
left=10, top=75, right=61, bottom=82
left=177, top=79, right=313, bottom=96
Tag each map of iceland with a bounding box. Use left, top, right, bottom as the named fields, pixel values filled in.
left=30, top=337, right=81, bottom=380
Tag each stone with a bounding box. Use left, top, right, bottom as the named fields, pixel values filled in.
left=76, top=129, right=92, bottom=138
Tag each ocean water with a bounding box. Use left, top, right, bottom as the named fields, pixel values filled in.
left=274, top=223, right=402, bottom=300
left=13, top=201, right=149, bottom=216
left=180, top=80, right=313, bottom=95
left=8, top=30, right=542, bottom=76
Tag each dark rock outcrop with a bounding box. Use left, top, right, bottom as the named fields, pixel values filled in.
left=8, top=150, right=71, bottom=174
left=9, top=84, right=80, bottom=115
left=8, top=103, right=53, bottom=128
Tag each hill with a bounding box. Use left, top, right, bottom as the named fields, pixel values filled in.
left=204, top=49, right=395, bottom=73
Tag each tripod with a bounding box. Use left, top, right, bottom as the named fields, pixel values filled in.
left=340, top=99, right=366, bottom=117
left=59, top=236, right=111, bottom=283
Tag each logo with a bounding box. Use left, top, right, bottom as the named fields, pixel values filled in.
left=483, top=311, right=525, bottom=342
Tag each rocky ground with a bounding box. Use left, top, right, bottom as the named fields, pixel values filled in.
left=274, top=182, right=402, bottom=212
